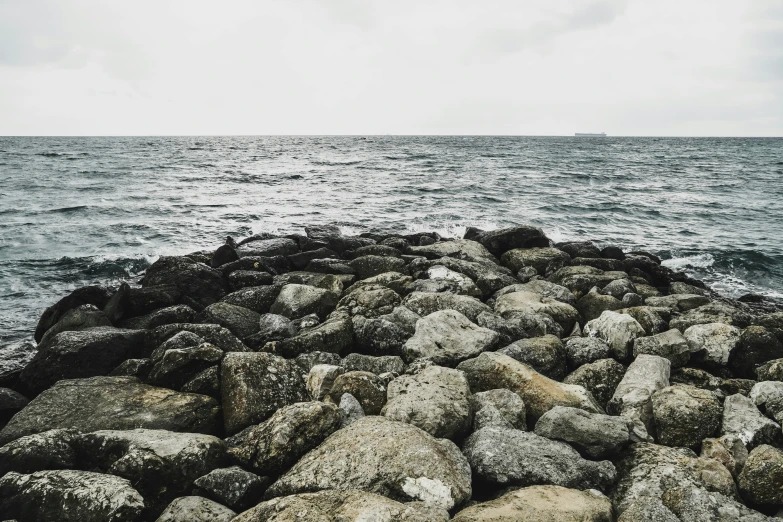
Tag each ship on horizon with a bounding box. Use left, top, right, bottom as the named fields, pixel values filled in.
left=575, top=132, right=607, bottom=137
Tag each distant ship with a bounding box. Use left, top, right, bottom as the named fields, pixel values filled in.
left=575, top=132, right=606, bottom=137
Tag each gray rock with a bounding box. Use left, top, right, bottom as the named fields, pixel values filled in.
left=617, top=306, right=668, bottom=335
left=403, top=291, right=491, bottom=323
left=266, top=416, right=472, bottom=510
left=670, top=301, right=753, bottom=332
left=477, top=310, right=563, bottom=342
left=617, top=497, right=679, bottom=522
left=576, top=287, right=624, bottom=322
left=339, top=392, right=365, bottom=427
left=0, top=376, right=220, bottom=445
left=548, top=266, right=628, bottom=298
left=684, top=322, right=742, bottom=368
left=147, top=342, right=223, bottom=390
left=120, top=304, right=196, bottom=330
left=463, top=427, right=616, bottom=490
left=422, top=265, right=483, bottom=296
left=403, top=310, right=499, bottom=366
left=738, top=444, right=783, bottom=505
left=721, top=393, right=780, bottom=448
left=256, top=313, right=295, bottom=342
left=270, top=284, right=338, bottom=320
left=227, top=270, right=273, bottom=291
left=344, top=271, right=413, bottom=295
left=294, top=351, right=341, bottom=372
left=220, top=285, right=282, bottom=314
left=498, top=334, right=567, bottom=380
left=349, top=255, right=406, bottom=280
left=495, top=290, right=580, bottom=332
left=337, top=285, right=401, bottom=318
left=633, top=328, right=691, bottom=368
left=756, top=358, right=783, bottom=381
left=38, top=304, right=112, bottom=345
left=326, top=371, right=387, bottom=415
left=729, top=326, right=783, bottom=379
left=0, top=340, right=36, bottom=387
left=470, top=388, right=527, bottom=431
left=563, top=358, right=626, bottom=409
left=34, top=285, right=113, bottom=343
left=237, top=237, right=299, bottom=257
left=0, top=428, right=80, bottom=475
left=193, top=466, right=269, bottom=512
left=749, top=380, right=783, bottom=411
left=622, top=293, right=644, bottom=307
left=661, top=484, right=772, bottom=522
left=181, top=366, right=220, bottom=398
left=226, top=401, right=341, bottom=475
left=142, top=256, right=227, bottom=310
left=340, top=353, right=405, bottom=375
left=155, top=496, right=236, bottom=522
left=305, top=364, right=344, bottom=400
left=352, top=315, right=410, bottom=356
left=408, top=238, right=498, bottom=265
left=146, top=323, right=249, bottom=355
left=409, top=256, right=518, bottom=298
left=0, top=388, right=28, bottom=425
left=602, top=279, right=637, bottom=299
left=646, top=293, right=711, bottom=312
left=382, top=366, right=472, bottom=439
left=607, top=354, right=671, bottom=441
left=651, top=385, right=722, bottom=448
left=494, top=279, right=577, bottom=306
left=0, top=469, right=144, bottom=522
left=278, top=312, right=353, bottom=358
left=534, top=406, right=632, bottom=458
left=584, top=311, right=645, bottom=360
left=564, top=336, right=611, bottom=369
left=221, top=352, right=309, bottom=434
left=469, top=225, right=551, bottom=256
left=500, top=247, right=570, bottom=275
left=150, top=330, right=204, bottom=362
left=701, top=435, right=748, bottom=478
left=196, top=302, right=261, bottom=340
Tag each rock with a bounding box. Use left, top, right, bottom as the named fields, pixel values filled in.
left=109, top=358, right=152, bottom=379
left=238, top=237, right=299, bottom=257
left=534, top=406, right=632, bottom=458
left=0, top=340, right=36, bottom=387
left=403, top=291, right=491, bottom=323
left=576, top=287, right=623, bottom=322
left=470, top=388, right=527, bottom=431
left=234, top=489, right=450, bottom=522
left=226, top=401, right=341, bottom=475
left=660, top=484, right=772, bottom=522
left=749, top=380, right=783, bottom=411
left=345, top=244, right=403, bottom=259
left=721, top=393, right=780, bottom=448
left=120, top=304, right=196, bottom=330
left=403, top=310, right=499, bottom=366
left=729, top=326, right=783, bottom=378
left=457, top=352, right=602, bottom=420
left=211, top=242, right=239, bottom=268
left=150, top=330, right=203, bottom=361
left=221, top=352, right=309, bottom=434
left=339, top=392, right=365, bottom=427
left=146, top=323, right=249, bottom=355
left=0, top=376, right=220, bottom=445
left=501, top=247, right=570, bottom=275
left=266, top=416, right=472, bottom=510
left=19, top=327, right=146, bottom=396
left=498, top=335, right=567, bottom=380
left=34, top=285, right=113, bottom=343
left=142, top=256, right=227, bottom=310
left=646, top=293, right=711, bottom=312
left=757, top=358, right=783, bottom=381
left=670, top=301, right=753, bottom=332
left=326, top=371, right=387, bottom=415
left=617, top=306, right=668, bottom=335
left=305, top=364, right=344, bottom=400
left=344, top=271, right=413, bottom=295
left=408, top=238, right=498, bottom=265
left=0, top=469, right=144, bottom=522
left=348, top=255, right=406, bottom=280
left=410, top=256, right=518, bottom=298
left=252, top=313, right=295, bottom=343
left=469, top=225, right=551, bottom=256
left=495, top=290, right=580, bottom=332
left=602, top=278, right=637, bottom=299
left=294, top=351, right=342, bottom=372
left=181, top=366, right=220, bottom=397
left=147, top=342, right=223, bottom=390
left=340, top=353, right=405, bottom=375
left=463, top=427, right=616, bottom=490
left=584, top=311, right=645, bottom=360
left=382, top=366, right=472, bottom=439
left=610, top=442, right=737, bottom=515
left=0, top=428, right=80, bottom=475
left=421, top=265, right=483, bottom=296
left=684, top=322, right=742, bottom=368
left=651, top=385, right=721, bottom=448
left=156, top=496, right=236, bottom=522
left=221, top=256, right=290, bottom=278
left=548, top=266, right=627, bottom=298
left=193, top=466, right=268, bottom=512
left=494, top=279, right=577, bottom=305
left=124, top=285, right=182, bottom=317
left=557, top=241, right=602, bottom=259
left=701, top=435, right=748, bottom=478
left=220, top=285, right=282, bottom=314
left=738, top=445, right=783, bottom=505
left=352, top=315, right=410, bottom=357
left=38, top=304, right=112, bottom=344
left=622, top=293, right=644, bottom=307
left=196, top=302, right=261, bottom=340
left=0, top=388, right=28, bottom=426
left=563, top=358, right=626, bottom=409
left=633, top=328, right=691, bottom=368
left=607, top=355, right=671, bottom=440
left=227, top=270, right=273, bottom=291
left=269, top=284, right=338, bottom=320
left=337, top=285, right=401, bottom=318
left=78, top=428, right=225, bottom=515
left=278, top=313, right=353, bottom=358
left=564, top=337, right=611, bottom=369
left=452, top=485, right=613, bottom=522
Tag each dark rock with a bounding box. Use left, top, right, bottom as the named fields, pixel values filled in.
left=407, top=238, right=498, bottom=265
left=351, top=314, right=410, bottom=356
left=34, top=285, right=113, bottom=343
left=294, top=351, right=342, bottom=372
left=142, top=256, right=227, bottom=310
left=563, top=358, right=626, bottom=409
left=729, top=326, right=783, bottom=378
left=220, top=256, right=290, bottom=277
left=738, top=444, right=783, bottom=505
left=470, top=388, right=527, bottom=431
left=193, top=466, right=269, bottom=512
left=501, top=247, right=570, bottom=275
left=670, top=301, right=754, bottom=331
left=278, top=312, right=353, bottom=358
left=220, top=284, right=283, bottom=314
left=287, top=247, right=338, bottom=270
left=0, top=388, right=28, bottom=426
left=39, top=304, right=112, bottom=344
left=651, top=384, right=721, bottom=448
left=601, top=245, right=626, bottom=260
left=403, top=291, right=491, bottom=323
left=125, top=284, right=182, bottom=317
left=227, top=270, right=273, bottom=290
left=534, top=406, right=632, bottom=458
left=327, top=370, right=387, bottom=415
left=120, top=304, right=196, bottom=330
left=109, top=358, right=153, bottom=379
left=197, top=302, right=261, bottom=340
left=0, top=428, right=79, bottom=475
left=349, top=255, right=406, bottom=280
left=211, top=243, right=239, bottom=268
left=576, top=287, right=623, bottom=322
left=305, top=258, right=355, bottom=274
left=181, top=366, right=220, bottom=398
left=341, top=353, right=405, bottom=375
left=564, top=337, right=611, bottom=369
left=498, top=334, right=567, bottom=380
left=269, top=284, right=338, bottom=320
left=156, top=496, right=236, bottom=522
left=468, top=225, right=551, bottom=256
left=148, top=343, right=223, bottom=390
left=0, top=340, right=36, bottom=387
left=146, top=323, right=249, bottom=355
left=557, top=241, right=602, bottom=259
left=237, top=237, right=298, bottom=258
left=660, top=484, right=771, bottom=522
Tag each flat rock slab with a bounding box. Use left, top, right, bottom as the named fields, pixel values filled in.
left=0, top=376, right=220, bottom=445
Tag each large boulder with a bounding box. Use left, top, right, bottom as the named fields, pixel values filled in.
left=0, top=376, right=220, bottom=445
left=409, top=256, right=518, bottom=297
left=238, top=237, right=299, bottom=257
left=684, top=322, right=742, bottom=368
left=0, top=428, right=80, bottom=475
left=534, top=406, right=632, bottom=458
left=337, top=285, right=401, bottom=318
left=607, top=354, right=670, bottom=440
left=120, top=304, right=196, bottom=330
left=382, top=366, right=472, bottom=439
left=19, top=327, right=146, bottom=396
left=408, top=238, right=498, bottom=265
left=468, top=225, right=551, bottom=256
left=729, top=326, right=783, bottom=378
left=632, top=328, right=691, bottom=368
left=193, top=466, right=268, bottom=512
left=326, top=371, right=387, bottom=415
left=584, top=311, right=645, bottom=360
left=457, top=352, right=602, bottom=420
left=0, top=469, right=145, bottom=522
left=278, top=313, right=353, bottom=358
left=669, top=301, right=753, bottom=332
left=500, top=247, right=570, bottom=275
left=563, top=358, right=626, bottom=409
left=221, top=352, right=309, bottom=434
left=495, top=291, right=580, bottom=332
left=156, top=496, right=236, bottom=522
left=0, top=339, right=37, bottom=386
left=147, top=342, right=223, bottom=390
left=498, top=334, right=567, bottom=380
left=234, top=490, right=450, bottom=522
left=463, top=426, right=616, bottom=491
left=226, top=401, right=341, bottom=475
left=494, top=279, right=576, bottom=305
left=146, top=323, right=249, bottom=354
left=142, top=256, right=227, bottom=310
left=196, top=302, right=261, bottom=340
left=34, top=285, right=113, bottom=342
left=470, top=388, right=527, bottom=431
left=266, top=416, right=472, bottom=510
left=564, top=336, right=611, bottom=369
left=660, top=484, right=772, bottom=522
left=721, top=393, right=780, bottom=449
left=349, top=255, right=406, bottom=280
left=38, top=304, right=112, bottom=344
left=402, top=310, right=499, bottom=366
left=270, top=284, right=338, bottom=320
left=452, top=485, right=613, bottom=522
left=402, top=291, right=491, bottom=323
left=575, top=287, right=623, bottom=322
left=738, top=445, right=783, bottom=506
left=220, top=285, right=283, bottom=314
left=651, top=384, right=721, bottom=448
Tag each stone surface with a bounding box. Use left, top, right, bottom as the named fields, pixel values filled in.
left=721, top=393, right=780, bottom=448
left=661, top=484, right=771, bottom=522
left=564, top=336, right=611, bottom=369
left=220, top=285, right=283, bottom=314
left=193, top=466, right=268, bottom=512
left=700, top=434, right=748, bottom=478
left=270, top=284, right=338, bottom=320
left=684, top=322, right=742, bottom=368
left=226, top=401, right=341, bottom=475
left=337, top=285, right=402, bottom=318
left=382, top=365, right=472, bottom=439
left=0, top=376, right=220, bottom=445
left=563, top=358, right=626, bottom=409
left=147, top=323, right=248, bottom=354
left=266, top=416, right=472, bottom=510
left=0, top=428, right=80, bottom=476
left=402, top=291, right=491, bottom=323
left=339, top=392, right=365, bottom=427
left=470, top=388, right=527, bottom=431
left=221, top=352, right=309, bottom=434
left=278, top=313, right=353, bottom=358
left=495, top=290, right=580, bottom=332
left=38, top=304, right=112, bottom=344
left=147, top=342, right=223, bottom=390
left=738, top=444, right=783, bottom=505
left=617, top=497, right=679, bottom=522
left=498, top=334, right=567, bottom=380
left=197, top=302, right=262, bottom=340
left=349, top=255, right=406, bottom=280
left=463, top=426, right=616, bottom=490
left=500, top=247, right=570, bottom=275
left=730, top=326, right=783, bottom=379
left=633, top=328, right=691, bottom=368
left=0, top=340, right=37, bottom=387
left=470, top=225, right=551, bottom=256
left=576, top=287, right=624, bottom=322
left=326, top=370, right=387, bottom=415
left=340, top=353, right=405, bottom=375
left=584, top=311, right=645, bottom=360
left=156, top=496, right=236, bottom=522
left=142, top=256, right=227, bottom=310
left=34, top=285, right=113, bottom=343
left=305, top=364, right=344, bottom=400
left=607, top=354, right=671, bottom=440
left=408, top=238, right=498, bottom=265
left=534, top=406, right=632, bottom=458
left=403, top=310, right=499, bottom=366
left=651, top=384, right=721, bottom=448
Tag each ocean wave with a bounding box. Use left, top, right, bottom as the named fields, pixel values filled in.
left=662, top=253, right=715, bottom=270
left=310, top=159, right=362, bottom=166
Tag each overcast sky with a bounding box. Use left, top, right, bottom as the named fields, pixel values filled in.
left=1, top=0, right=781, bottom=136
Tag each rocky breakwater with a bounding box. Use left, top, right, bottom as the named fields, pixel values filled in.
left=1, top=223, right=782, bottom=521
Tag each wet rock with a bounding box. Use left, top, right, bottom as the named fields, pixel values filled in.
left=534, top=406, right=632, bottom=458
left=563, top=358, right=626, bottom=409
left=495, top=290, right=580, bottom=332
left=305, top=364, right=344, bottom=400
left=238, top=237, right=299, bottom=258
left=0, top=340, right=37, bottom=387
left=349, top=255, right=406, bottom=280
left=326, top=370, right=387, bottom=415
left=266, top=416, right=472, bottom=510
left=39, top=304, right=112, bottom=344
left=584, top=310, right=645, bottom=360
left=403, top=310, right=499, bottom=366
left=0, top=388, right=28, bottom=426
left=721, top=393, right=780, bottom=448
left=684, top=322, right=742, bottom=368
left=196, top=302, right=261, bottom=340
left=226, top=401, right=341, bottom=475
left=147, top=342, right=223, bottom=390
left=34, top=285, right=113, bottom=343
left=337, top=285, right=401, bottom=318
left=670, top=301, right=753, bottom=331
left=470, top=388, right=527, bottom=431
left=278, top=313, right=353, bottom=358
left=463, top=426, right=616, bottom=490
left=701, top=434, right=748, bottom=478
left=564, top=336, right=611, bottom=369
left=576, top=287, right=624, bottom=322
left=729, top=326, right=783, bottom=378
left=457, top=352, right=602, bottom=420
left=235, top=489, right=450, bottom=522
left=738, top=444, right=783, bottom=506
left=0, top=469, right=144, bottom=522
left=500, top=247, right=570, bottom=275
left=211, top=242, right=239, bottom=268
left=408, top=238, right=498, bottom=265
left=607, top=354, right=671, bottom=440
left=558, top=241, right=602, bottom=259
left=19, top=327, right=146, bottom=396
left=227, top=270, right=273, bottom=290
left=633, top=328, right=691, bottom=368
left=382, top=366, right=472, bottom=439
left=142, top=256, right=227, bottom=310
left=193, top=466, right=269, bottom=512
left=339, top=392, right=365, bottom=427
left=220, top=285, right=282, bottom=314
left=120, top=304, right=196, bottom=330
left=221, top=255, right=290, bottom=277
left=469, top=225, right=551, bottom=256
left=452, top=485, right=613, bottom=522
left=270, top=284, right=338, bottom=320
left=221, top=352, right=309, bottom=434
left=651, top=384, right=721, bottom=448
left=0, top=428, right=79, bottom=475
left=146, top=323, right=249, bottom=355
left=498, top=334, right=567, bottom=380
left=181, top=366, right=220, bottom=398
left=403, top=291, right=491, bottom=323
left=156, top=496, right=236, bottom=522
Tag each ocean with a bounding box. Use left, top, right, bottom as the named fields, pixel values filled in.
left=1, top=136, right=782, bottom=344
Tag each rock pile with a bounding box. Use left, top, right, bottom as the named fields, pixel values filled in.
left=1, top=223, right=783, bottom=521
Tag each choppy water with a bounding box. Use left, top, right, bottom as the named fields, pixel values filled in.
left=1, top=136, right=782, bottom=343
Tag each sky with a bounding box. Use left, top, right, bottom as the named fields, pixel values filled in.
left=0, top=0, right=781, bottom=136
